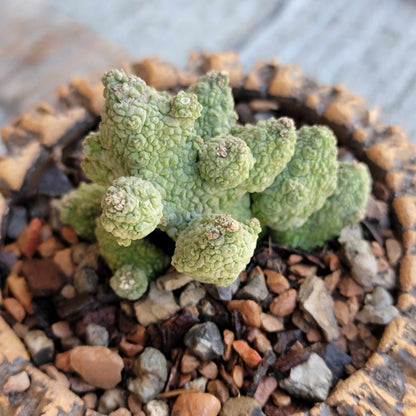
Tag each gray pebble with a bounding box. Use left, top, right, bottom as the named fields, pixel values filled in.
left=73, top=266, right=99, bottom=294
left=280, top=353, right=332, bottom=402
left=179, top=281, right=206, bottom=308
left=356, top=286, right=399, bottom=325
left=24, top=329, right=55, bottom=366
left=156, top=271, right=193, bottom=291
left=184, top=376, right=208, bottom=392
left=184, top=322, right=224, bottom=361
left=205, top=276, right=240, bottom=301
left=128, top=347, right=168, bottom=403
left=236, top=268, right=268, bottom=302
left=339, top=225, right=378, bottom=288
left=134, top=282, right=180, bottom=326
left=85, top=323, right=109, bottom=347
left=97, top=387, right=126, bottom=414
left=298, top=275, right=340, bottom=342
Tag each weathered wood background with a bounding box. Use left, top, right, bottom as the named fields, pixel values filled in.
left=1, top=0, right=415, bottom=151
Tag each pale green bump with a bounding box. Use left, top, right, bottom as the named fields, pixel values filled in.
left=231, top=117, right=297, bottom=192
left=197, top=135, right=254, bottom=190
left=188, top=71, right=237, bottom=138
left=252, top=125, right=338, bottom=231
left=95, top=221, right=170, bottom=278
left=270, top=162, right=371, bottom=249
left=100, top=176, right=163, bottom=246
left=172, top=214, right=261, bottom=286
left=110, top=265, right=148, bottom=300
left=60, top=183, right=105, bottom=241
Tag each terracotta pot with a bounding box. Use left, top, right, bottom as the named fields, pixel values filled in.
left=0, top=52, right=415, bottom=415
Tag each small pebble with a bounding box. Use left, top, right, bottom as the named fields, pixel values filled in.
left=54, top=248, right=75, bottom=277
left=271, top=390, right=291, bottom=407
left=144, top=400, right=169, bottom=416
left=280, top=353, right=332, bottom=402
left=73, top=266, right=99, bottom=294
left=24, top=329, right=55, bottom=365
left=37, top=236, right=64, bottom=258
left=51, top=321, right=73, bottom=339
left=339, top=225, right=378, bottom=288
left=264, top=269, right=290, bottom=294
left=221, top=396, right=265, bottom=416
left=85, top=323, right=109, bottom=347
left=236, top=267, right=268, bottom=302
left=17, top=217, right=42, bottom=258
left=70, top=346, right=124, bottom=389
left=128, top=347, right=168, bottom=403
left=185, top=376, right=208, bottom=392
left=97, top=387, right=126, bottom=414
left=356, top=286, right=399, bottom=325
left=61, top=336, right=82, bottom=350
left=156, top=271, right=193, bottom=291
left=385, top=238, right=402, bottom=265
left=179, top=281, right=206, bottom=308
left=22, top=258, right=66, bottom=296
left=298, top=275, right=340, bottom=342
left=204, top=276, right=241, bottom=301
left=3, top=297, right=26, bottom=322
left=269, top=289, right=297, bottom=317
left=61, top=284, right=77, bottom=299
left=171, top=392, right=221, bottom=416
left=109, top=408, right=131, bottom=416
left=260, top=313, right=284, bottom=332
left=232, top=340, right=262, bottom=368
left=184, top=322, right=224, bottom=361
left=61, top=225, right=79, bottom=244
left=82, top=392, right=98, bottom=409
left=207, top=379, right=229, bottom=404
left=7, top=274, right=33, bottom=313
left=227, top=300, right=261, bottom=327
left=2, top=371, right=30, bottom=393
left=254, top=376, right=280, bottom=407
left=199, top=361, right=218, bottom=379
left=134, top=282, right=180, bottom=326
left=181, top=352, right=200, bottom=374
left=232, top=365, right=244, bottom=388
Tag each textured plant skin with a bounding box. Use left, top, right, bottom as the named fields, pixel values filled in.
left=60, top=183, right=105, bottom=241
left=172, top=214, right=261, bottom=286
left=60, top=69, right=371, bottom=297
left=101, top=176, right=163, bottom=246
left=270, top=162, right=371, bottom=249
left=94, top=221, right=170, bottom=279
left=252, top=125, right=338, bottom=231
left=110, top=265, right=149, bottom=300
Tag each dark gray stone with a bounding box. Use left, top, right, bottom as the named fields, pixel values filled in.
left=184, top=321, right=224, bottom=361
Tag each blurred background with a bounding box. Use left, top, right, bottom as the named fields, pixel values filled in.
left=1, top=0, right=415, bottom=147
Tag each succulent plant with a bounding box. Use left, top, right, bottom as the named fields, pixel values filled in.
left=60, top=69, right=370, bottom=298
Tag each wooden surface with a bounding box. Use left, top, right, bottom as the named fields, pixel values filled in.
left=1, top=0, right=415, bottom=152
